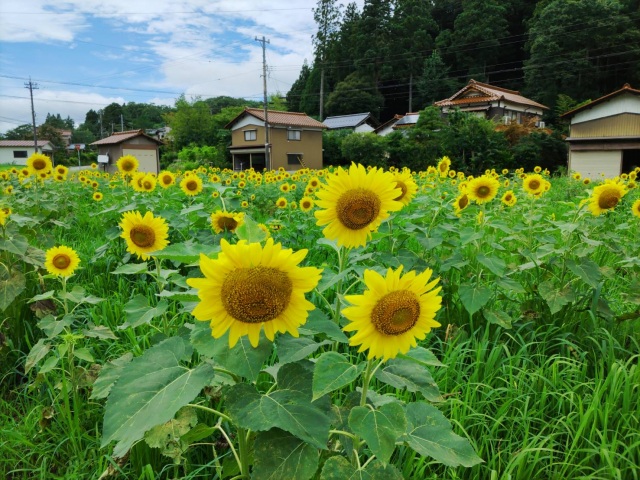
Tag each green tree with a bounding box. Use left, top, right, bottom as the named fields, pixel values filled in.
left=313, top=0, right=343, bottom=118
left=416, top=51, right=459, bottom=107
left=353, top=0, right=393, bottom=83
left=340, top=132, right=387, bottom=167
left=102, top=102, right=124, bottom=134
left=524, top=0, right=640, bottom=108
left=286, top=60, right=311, bottom=112
left=164, top=95, right=216, bottom=150
left=1, top=124, right=33, bottom=140
left=326, top=2, right=361, bottom=86
left=324, top=72, right=384, bottom=118
left=70, top=127, right=96, bottom=145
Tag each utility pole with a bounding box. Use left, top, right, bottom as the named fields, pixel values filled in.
left=120, top=114, right=124, bottom=131
left=25, top=78, right=39, bottom=152
left=99, top=110, right=104, bottom=138
left=255, top=35, right=271, bottom=171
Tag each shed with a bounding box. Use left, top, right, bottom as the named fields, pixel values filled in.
left=561, top=84, right=640, bottom=179
left=91, top=129, right=163, bottom=174
left=0, top=140, right=53, bottom=165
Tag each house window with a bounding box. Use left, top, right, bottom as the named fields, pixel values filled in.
left=287, top=129, right=301, bottom=141
left=13, top=150, right=28, bottom=158
left=244, top=130, right=257, bottom=141
left=287, top=153, right=302, bottom=165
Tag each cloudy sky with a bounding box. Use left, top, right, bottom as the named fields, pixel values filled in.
left=0, top=0, right=363, bottom=134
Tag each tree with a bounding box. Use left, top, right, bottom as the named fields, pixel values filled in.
left=102, top=102, right=124, bottom=134
left=313, top=0, right=343, bottom=118
left=353, top=0, right=393, bottom=83
left=524, top=0, right=640, bottom=109
left=286, top=60, right=312, bottom=113
left=324, top=72, right=384, bottom=118
left=326, top=2, right=361, bottom=86
left=164, top=95, right=216, bottom=150
left=340, top=132, right=387, bottom=167
left=71, top=127, right=96, bottom=144
left=1, top=124, right=33, bottom=140
left=416, top=51, right=458, bottom=107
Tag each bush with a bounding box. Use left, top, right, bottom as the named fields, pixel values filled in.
left=340, top=133, right=387, bottom=168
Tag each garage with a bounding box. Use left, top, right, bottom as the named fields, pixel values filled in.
left=91, top=129, right=162, bottom=174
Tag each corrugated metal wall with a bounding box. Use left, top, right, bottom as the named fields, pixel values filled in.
left=571, top=113, right=640, bottom=138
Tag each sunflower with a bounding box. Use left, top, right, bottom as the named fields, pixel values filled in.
left=533, top=166, right=542, bottom=173
left=45, top=245, right=81, bottom=277
left=116, top=155, right=139, bottom=174
left=453, top=193, right=469, bottom=216
left=342, top=266, right=441, bottom=361
left=501, top=190, right=517, bottom=207
left=93, top=192, right=103, bottom=202
left=391, top=170, right=418, bottom=206
left=280, top=183, right=290, bottom=193
left=437, top=156, right=451, bottom=178
left=583, top=178, right=591, bottom=185
left=26, top=153, right=52, bottom=176
left=211, top=210, right=245, bottom=234
left=158, top=171, right=175, bottom=188
left=314, top=163, right=402, bottom=248
left=588, top=182, right=628, bottom=215
left=180, top=175, right=203, bottom=196
left=632, top=199, right=640, bottom=219
left=130, top=172, right=146, bottom=192
left=299, top=197, right=314, bottom=212
left=523, top=174, right=546, bottom=196
left=466, top=175, right=500, bottom=204
left=572, top=172, right=582, bottom=181
left=276, top=197, right=288, bottom=209
left=54, top=165, right=69, bottom=177
left=141, top=174, right=157, bottom=192
left=119, top=211, right=170, bottom=260
left=0, top=210, right=8, bottom=226
left=187, top=238, right=322, bottom=347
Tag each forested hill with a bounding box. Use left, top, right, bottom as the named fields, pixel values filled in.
left=287, top=0, right=640, bottom=125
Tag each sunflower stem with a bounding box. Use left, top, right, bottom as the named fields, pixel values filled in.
left=186, top=403, right=233, bottom=423
left=60, top=276, right=69, bottom=316
left=332, top=246, right=351, bottom=327
left=359, top=358, right=382, bottom=407
left=236, top=426, right=251, bottom=478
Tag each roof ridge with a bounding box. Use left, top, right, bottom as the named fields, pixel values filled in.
left=470, top=79, right=520, bottom=95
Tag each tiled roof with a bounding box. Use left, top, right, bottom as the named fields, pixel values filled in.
left=561, top=83, right=640, bottom=118
left=323, top=112, right=372, bottom=129
left=374, top=114, right=403, bottom=133
left=91, top=129, right=163, bottom=146
left=435, top=79, right=548, bottom=110
left=0, top=140, right=51, bottom=147
left=393, top=113, right=420, bottom=127
left=227, top=108, right=327, bottom=129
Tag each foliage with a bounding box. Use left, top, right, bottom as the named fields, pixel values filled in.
left=325, top=72, right=385, bottom=118
left=340, top=132, right=387, bottom=167
left=177, top=145, right=230, bottom=169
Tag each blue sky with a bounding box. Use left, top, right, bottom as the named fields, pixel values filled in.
left=0, top=0, right=362, bottom=134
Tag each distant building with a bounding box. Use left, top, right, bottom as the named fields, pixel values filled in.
left=0, top=140, right=53, bottom=165
left=561, top=84, right=640, bottom=179
left=145, top=126, right=172, bottom=141
left=322, top=112, right=378, bottom=133
left=91, top=129, right=163, bottom=174
left=225, top=108, right=327, bottom=171
left=435, top=79, right=548, bottom=126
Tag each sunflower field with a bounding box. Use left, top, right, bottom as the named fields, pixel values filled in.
left=1, top=154, right=639, bottom=480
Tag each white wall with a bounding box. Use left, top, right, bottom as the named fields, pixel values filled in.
left=0, top=147, right=31, bottom=165
left=573, top=93, right=640, bottom=124
left=569, top=150, right=621, bottom=179
left=354, top=124, right=375, bottom=133
left=232, top=116, right=264, bottom=130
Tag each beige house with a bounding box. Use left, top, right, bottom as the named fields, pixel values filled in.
left=561, top=84, right=640, bottom=179
left=91, top=129, right=163, bottom=174
left=435, top=79, right=548, bottom=126
left=226, top=108, right=327, bottom=171
left=0, top=140, right=53, bottom=165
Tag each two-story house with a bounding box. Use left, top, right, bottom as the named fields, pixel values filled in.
left=225, top=108, right=327, bottom=171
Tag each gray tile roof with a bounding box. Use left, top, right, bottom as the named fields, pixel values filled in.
left=323, top=112, right=372, bottom=129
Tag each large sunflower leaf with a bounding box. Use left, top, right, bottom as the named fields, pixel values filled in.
left=374, top=357, right=442, bottom=402
left=458, top=284, right=492, bottom=316
left=118, top=295, right=168, bottom=330
left=401, top=401, right=483, bottom=468
left=0, top=268, right=25, bottom=312
left=190, top=320, right=272, bottom=382
left=301, top=309, right=349, bottom=343
left=276, top=335, right=331, bottom=365
left=538, top=280, right=576, bottom=314
left=253, top=428, right=319, bottom=480
left=348, top=403, right=406, bottom=465
left=101, top=337, right=215, bottom=458
left=312, top=352, right=365, bottom=401
left=319, top=456, right=403, bottom=480
left=90, top=352, right=133, bottom=400
left=150, top=241, right=220, bottom=264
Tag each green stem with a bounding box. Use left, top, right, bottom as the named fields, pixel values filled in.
left=61, top=276, right=69, bottom=315
left=187, top=403, right=233, bottom=423
left=360, top=359, right=383, bottom=407
left=332, top=246, right=351, bottom=326
left=236, top=426, right=251, bottom=478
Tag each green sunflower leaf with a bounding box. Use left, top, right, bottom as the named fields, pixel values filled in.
left=483, top=309, right=513, bottom=329
left=319, top=455, right=403, bottom=480
left=101, top=337, right=215, bottom=458
left=538, top=280, right=576, bottom=314
left=566, top=257, right=602, bottom=288
left=476, top=253, right=506, bottom=277
left=24, top=338, right=50, bottom=374
left=348, top=403, right=407, bottom=465
left=302, top=309, right=349, bottom=343
left=458, top=284, right=492, bottom=316
left=235, top=215, right=267, bottom=243
left=253, top=428, right=319, bottom=480
left=0, top=268, right=25, bottom=312
left=276, top=335, right=332, bottom=365
left=401, top=401, right=483, bottom=468
left=90, top=352, right=134, bottom=400
left=118, top=295, right=168, bottom=330
left=374, top=357, right=443, bottom=402
left=150, top=241, right=220, bottom=264
left=312, top=352, right=365, bottom=401
left=111, top=263, right=149, bottom=275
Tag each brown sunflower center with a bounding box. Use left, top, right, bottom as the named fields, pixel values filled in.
left=186, top=180, right=198, bottom=191
left=476, top=185, right=491, bottom=198
left=221, top=266, right=292, bottom=323
left=371, top=290, right=421, bottom=336
left=52, top=254, right=71, bottom=269
left=458, top=194, right=469, bottom=209
left=161, top=175, right=172, bottom=185
left=32, top=159, right=47, bottom=171
left=336, top=188, right=381, bottom=231
left=301, top=200, right=312, bottom=209
left=130, top=225, right=156, bottom=248
left=143, top=180, right=153, bottom=190
left=528, top=179, right=541, bottom=191
left=505, top=194, right=513, bottom=202
left=598, top=189, right=621, bottom=210
left=217, top=217, right=238, bottom=231
left=393, top=181, right=408, bottom=201
left=439, top=163, right=447, bottom=172
left=122, top=161, right=135, bottom=172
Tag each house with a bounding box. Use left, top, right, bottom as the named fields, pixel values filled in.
left=374, top=113, right=421, bottom=136
left=0, top=140, right=53, bottom=165
left=91, top=129, right=163, bottom=174
left=375, top=115, right=404, bottom=136
left=435, top=79, right=548, bottom=126
left=145, top=126, right=172, bottom=142
left=225, top=108, right=327, bottom=171
left=561, top=84, right=640, bottom=179
left=322, top=112, right=377, bottom=133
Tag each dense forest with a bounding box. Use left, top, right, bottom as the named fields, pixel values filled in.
left=288, top=0, right=640, bottom=123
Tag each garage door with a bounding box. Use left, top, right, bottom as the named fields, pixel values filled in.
left=123, top=149, right=158, bottom=174
left=569, top=150, right=621, bottom=179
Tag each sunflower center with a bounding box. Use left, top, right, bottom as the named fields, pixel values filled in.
left=221, top=266, right=292, bottom=323
left=371, top=290, right=420, bottom=336
left=130, top=225, right=156, bottom=248
left=217, top=217, right=238, bottom=231
left=302, top=200, right=312, bottom=209
left=122, top=161, right=134, bottom=172
left=143, top=180, right=153, bottom=189
left=33, top=159, right=47, bottom=170
left=52, top=254, right=71, bottom=269
left=161, top=176, right=172, bottom=185
left=477, top=185, right=491, bottom=198
left=528, top=180, right=541, bottom=190
left=393, top=181, right=408, bottom=201
left=598, top=190, right=620, bottom=209
left=458, top=194, right=469, bottom=209
left=186, top=180, right=198, bottom=191
left=336, top=188, right=381, bottom=231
